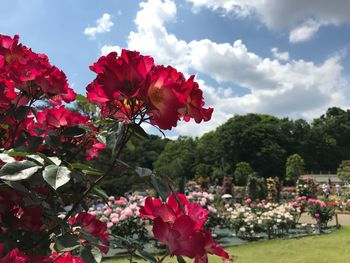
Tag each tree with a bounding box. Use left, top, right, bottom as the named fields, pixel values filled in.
left=337, top=160, right=350, bottom=182
left=285, top=154, right=305, bottom=183
left=246, top=173, right=267, bottom=200
left=234, top=162, right=254, bottom=186
left=154, top=137, right=196, bottom=192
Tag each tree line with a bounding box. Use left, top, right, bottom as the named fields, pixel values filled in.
left=83, top=106, right=350, bottom=193
left=153, top=107, right=350, bottom=187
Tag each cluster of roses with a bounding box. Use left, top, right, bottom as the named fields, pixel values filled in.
left=306, top=198, right=335, bottom=228
left=0, top=33, right=216, bottom=262
left=140, top=193, right=229, bottom=263
left=0, top=184, right=109, bottom=261
left=0, top=34, right=104, bottom=160
left=87, top=50, right=213, bottom=130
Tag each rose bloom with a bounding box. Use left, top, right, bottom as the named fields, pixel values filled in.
left=140, top=193, right=229, bottom=263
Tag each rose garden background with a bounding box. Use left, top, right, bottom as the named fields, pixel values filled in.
left=1, top=31, right=350, bottom=263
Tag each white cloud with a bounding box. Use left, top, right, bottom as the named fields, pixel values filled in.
left=84, top=13, right=114, bottom=39
left=100, top=44, right=121, bottom=56
left=187, top=0, right=350, bottom=43
left=271, top=48, right=289, bottom=61
left=289, top=20, right=323, bottom=43
left=102, top=0, right=349, bottom=137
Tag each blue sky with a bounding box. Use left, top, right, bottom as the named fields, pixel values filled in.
left=1, top=0, right=350, bottom=137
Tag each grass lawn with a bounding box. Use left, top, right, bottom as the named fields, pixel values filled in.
left=103, top=226, right=350, bottom=263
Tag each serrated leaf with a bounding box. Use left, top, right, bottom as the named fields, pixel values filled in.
left=55, top=234, right=80, bottom=252
left=0, top=161, right=40, bottom=181
left=62, top=126, right=86, bottom=137
left=135, top=167, right=153, bottom=177
left=43, top=165, right=71, bottom=190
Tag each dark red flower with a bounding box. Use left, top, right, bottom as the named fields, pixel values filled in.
left=0, top=34, right=76, bottom=105
left=50, top=252, right=85, bottom=263
left=0, top=248, right=29, bottom=263
left=139, top=193, right=228, bottom=262
left=87, top=50, right=154, bottom=104
left=69, top=212, right=109, bottom=253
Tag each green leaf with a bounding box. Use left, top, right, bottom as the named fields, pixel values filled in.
left=71, top=162, right=103, bottom=176
left=135, top=167, right=153, bottom=177
left=0, top=161, right=41, bottom=181
left=27, top=136, right=43, bottom=151
left=150, top=174, right=172, bottom=201
left=92, top=185, right=109, bottom=203
left=130, top=123, right=149, bottom=138
left=136, top=250, right=157, bottom=263
left=90, top=247, right=102, bottom=263
left=7, top=151, right=29, bottom=158
left=3, top=181, right=30, bottom=194
left=177, top=256, right=187, bottom=263
left=0, top=153, right=15, bottom=163
left=14, top=106, right=31, bottom=121
left=76, top=94, right=88, bottom=103
left=62, top=126, right=86, bottom=137
left=127, top=140, right=136, bottom=153
left=106, top=123, right=125, bottom=158
left=42, top=165, right=71, bottom=190
left=55, top=234, right=80, bottom=252
left=79, top=246, right=98, bottom=263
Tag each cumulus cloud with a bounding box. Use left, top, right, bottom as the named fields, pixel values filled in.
left=102, top=0, right=349, bottom=136
left=100, top=44, right=121, bottom=56
left=84, top=13, right=114, bottom=39
left=187, top=0, right=350, bottom=43
left=289, top=20, right=324, bottom=43
left=271, top=48, right=289, bottom=61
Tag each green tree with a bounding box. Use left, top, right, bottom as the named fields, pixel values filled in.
left=154, top=136, right=196, bottom=192
left=337, top=160, right=350, bottom=182
left=285, top=154, right=305, bottom=183
left=246, top=173, right=267, bottom=200
left=234, top=162, right=254, bottom=186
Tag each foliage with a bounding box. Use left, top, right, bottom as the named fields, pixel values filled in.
left=0, top=33, right=224, bottom=263
left=296, top=176, right=317, bottom=198
left=226, top=200, right=297, bottom=240
left=234, top=162, right=254, bottom=186
left=154, top=137, right=196, bottom=192
left=266, top=177, right=278, bottom=201
left=337, top=160, right=350, bottom=182
left=307, top=198, right=335, bottom=230
left=285, top=154, right=305, bottom=183
left=246, top=174, right=267, bottom=201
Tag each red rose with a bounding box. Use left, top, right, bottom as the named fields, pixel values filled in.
left=139, top=193, right=228, bottom=262
left=50, top=252, right=84, bottom=263
left=69, top=212, right=109, bottom=253
left=0, top=248, right=29, bottom=263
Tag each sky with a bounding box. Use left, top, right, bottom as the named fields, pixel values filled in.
left=1, top=0, right=350, bottom=138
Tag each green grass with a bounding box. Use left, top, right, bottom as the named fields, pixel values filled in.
left=104, top=226, right=350, bottom=263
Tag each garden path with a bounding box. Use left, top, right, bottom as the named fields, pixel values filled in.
left=299, top=213, right=350, bottom=225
